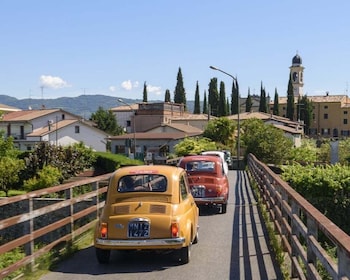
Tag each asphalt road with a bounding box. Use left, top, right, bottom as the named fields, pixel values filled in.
left=39, top=170, right=282, bottom=280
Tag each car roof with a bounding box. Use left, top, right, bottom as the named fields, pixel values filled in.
left=178, top=154, right=223, bottom=163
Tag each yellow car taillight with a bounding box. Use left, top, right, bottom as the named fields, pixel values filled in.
left=171, top=222, right=179, bottom=238
left=100, top=222, right=108, bottom=239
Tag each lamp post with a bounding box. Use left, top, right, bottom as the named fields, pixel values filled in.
left=209, top=66, right=240, bottom=168
left=118, top=98, right=136, bottom=159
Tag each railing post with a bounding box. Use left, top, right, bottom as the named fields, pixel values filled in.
left=65, top=187, right=74, bottom=240
left=338, top=246, right=350, bottom=278
left=23, top=197, right=35, bottom=272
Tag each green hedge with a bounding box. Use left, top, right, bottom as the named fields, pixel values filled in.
left=93, top=152, right=143, bottom=173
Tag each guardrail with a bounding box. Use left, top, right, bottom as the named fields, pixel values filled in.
left=247, top=153, right=350, bottom=279
left=0, top=173, right=111, bottom=279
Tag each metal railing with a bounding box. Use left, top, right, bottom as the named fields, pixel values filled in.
left=0, top=173, right=111, bottom=279
left=247, top=153, right=350, bottom=279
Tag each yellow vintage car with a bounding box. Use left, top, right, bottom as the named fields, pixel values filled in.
left=94, top=165, right=199, bottom=264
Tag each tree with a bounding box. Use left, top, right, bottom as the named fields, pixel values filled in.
left=286, top=76, right=295, bottom=120
left=208, top=78, right=219, bottom=116
left=174, top=137, right=217, bottom=156
left=90, top=106, right=124, bottom=135
left=202, top=91, right=208, bottom=114
left=273, top=88, right=279, bottom=115
left=143, top=81, right=148, bottom=102
left=246, top=88, right=252, bottom=112
left=164, top=89, right=171, bottom=102
left=240, top=118, right=293, bottom=164
left=0, top=156, right=25, bottom=196
left=231, top=79, right=239, bottom=115
left=218, top=81, right=227, bottom=116
left=299, top=95, right=313, bottom=135
left=203, top=117, right=235, bottom=147
left=259, top=81, right=267, bottom=113
left=174, top=67, right=186, bottom=110
left=193, top=81, right=201, bottom=114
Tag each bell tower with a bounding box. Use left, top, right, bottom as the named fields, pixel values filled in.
left=289, top=53, right=305, bottom=97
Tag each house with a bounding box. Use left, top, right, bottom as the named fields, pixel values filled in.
left=0, top=108, right=109, bottom=151
left=0, top=103, right=21, bottom=113
left=228, top=111, right=303, bottom=147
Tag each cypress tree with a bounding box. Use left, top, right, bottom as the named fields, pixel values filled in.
left=203, top=90, right=208, bottom=114
left=194, top=81, right=201, bottom=114
left=231, top=79, right=238, bottom=115
left=286, top=76, right=295, bottom=120
left=273, top=88, right=279, bottom=115
left=208, top=78, right=219, bottom=116
left=246, top=88, right=252, bottom=112
left=143, top=81, right=148, bottom=102
left=164, top=89, right=171, bottom=102
left=259, top=81, right=267, bottom=113
left=299, top=95, right=313, bottom=135
left=174, top=67, right=186, bottom=110
left=219, top=81, right=227, bottom=116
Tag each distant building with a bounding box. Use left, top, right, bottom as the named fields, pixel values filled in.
left=272, top=53, right=350, bottom=138
left=0, top=109, right=109, bottom=151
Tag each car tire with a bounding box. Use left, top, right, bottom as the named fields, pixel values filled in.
left=221, top=203, right=227, bottom=214
left=96, top=248, right=111, bottom=264
left=193, top=230, right=199, bottom=244
left=178, top=245, right=191, bottom=264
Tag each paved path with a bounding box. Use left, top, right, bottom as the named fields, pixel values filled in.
left=40, top=170, right=283, bottom=280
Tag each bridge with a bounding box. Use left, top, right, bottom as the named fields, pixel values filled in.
left=1, top=154, right=350, bottom=279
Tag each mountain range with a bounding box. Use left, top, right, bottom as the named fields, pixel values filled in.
left=0, top=94, right=195, bottom=119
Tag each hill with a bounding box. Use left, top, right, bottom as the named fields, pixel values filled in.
left=0, top=95, right=195, bottom=118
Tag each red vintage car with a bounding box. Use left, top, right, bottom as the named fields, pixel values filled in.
left=178, top=155, right=229, bottom=213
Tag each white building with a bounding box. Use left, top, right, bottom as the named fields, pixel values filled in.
left=0, top=108, right=109, bottom=151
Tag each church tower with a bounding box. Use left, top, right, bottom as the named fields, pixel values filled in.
left=289, top=53, right=305, bottom=97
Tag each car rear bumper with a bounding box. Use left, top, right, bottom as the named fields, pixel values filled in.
left=194, top=196, right=227, bottom=205
left=95, top=237, right=185, bottom=248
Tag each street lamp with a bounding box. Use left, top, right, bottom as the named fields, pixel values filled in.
left=209, top=66, right=240, bottom=168
left=118, top=98, right=136, bottom=159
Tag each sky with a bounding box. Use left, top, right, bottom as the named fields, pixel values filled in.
left=2, top=0, right=350, bottom=102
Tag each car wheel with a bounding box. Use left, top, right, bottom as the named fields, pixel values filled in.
left=178, top=245, right=191, bottom=264
left=193, top=229, right=199, bottom=244
left=221, top=203, right=227, bottom=214
left=96, top=248, right=111, bottom=264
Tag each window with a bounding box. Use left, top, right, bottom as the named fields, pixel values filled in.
left=75, top=126, right=80, bottom=133
left=344, top=111, right=348, bottom=115
left=344, top=119, right=348, bottom=125
left=180, top=176, right=188, bottom=201
left=126, top=120, right=131, bottom=127
left=324, top=113, right=328, bottom=119
left=324, top=105, right=328, bottom=109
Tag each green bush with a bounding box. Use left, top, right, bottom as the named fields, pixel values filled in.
left=24, top=165, right=62, bottom=192
left=94, top=152, right=143, bottom=173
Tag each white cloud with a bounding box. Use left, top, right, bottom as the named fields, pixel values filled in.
left=121, top=80, right=139, bottom=91
left=109, top=86, right=116, bottom=92
left=147, top=84, right=162, bottom=95
left=39, top=75, right=70, bottom=89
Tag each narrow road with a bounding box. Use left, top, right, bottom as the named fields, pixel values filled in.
left=40, top=170, right=282, bottom=280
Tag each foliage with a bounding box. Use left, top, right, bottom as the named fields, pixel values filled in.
left=273, top=88, right=279, bottom=115
left=288, top=139, right=318, bottom=164
left=164, top=89, right=171, bottom=102
left=203, top=117, right=235, bottom=147
left=94, top=152, right=143, bottom=173
left=174, top=67, right=187, bottom=110
left=0, top=156, right=25, bottom=196
left=0, top=131, right=20, bottom=158
left=90, top=106, right=124, bottom=135
left=240, top=118, right=293, bottom=164
left=218, top=81, right=227, bottom=116
left=143, top=81, right=148, bottom=102
left=193, top=81, right=201, bottom=114
left=23, top=142, right=97, bottom=183
left=231, top=79, right=239, bottom=115
left=298, top=95, right=313, bottom=135
left=174, top=137, right=217, bottom=156
left=0, top=246, right=25, bottom=280
left=245, top=88, right=252, bottom=113
left=259, top=81, right=268, bottom=113
left=24, top=165, right=62, bottom=192
left=286, top=76, right=295, bottom=120
left=281, top=163, right=350, bottom=234
left=202, top=91, right=208, bottom=114
left=208, top=78, right=219, bottom=116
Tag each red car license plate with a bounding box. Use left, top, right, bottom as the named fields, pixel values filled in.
left=128, top=221, right=150, bottom=238
left=191, top=186, right=205, bottom=198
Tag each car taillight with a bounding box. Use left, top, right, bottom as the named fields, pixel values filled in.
left=100, top=222, right=108, bottom=239
left=171, top=222, right=179, bottom=238
left=216, top=185, right=223, bottom=195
